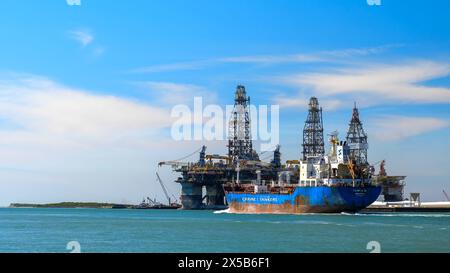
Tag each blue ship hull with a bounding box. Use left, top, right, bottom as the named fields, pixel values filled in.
left=226, top=186, right=382, bottom=214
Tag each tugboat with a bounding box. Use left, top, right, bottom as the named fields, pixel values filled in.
left=135, top=173, right=181, bottom=209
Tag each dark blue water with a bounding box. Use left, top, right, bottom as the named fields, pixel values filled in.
left=0, top=208, right=449, bottom=253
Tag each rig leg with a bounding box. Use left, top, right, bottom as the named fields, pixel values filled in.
left=205, top=184, right=226, bottom=208
left=180, top=183, right=203, bottom=210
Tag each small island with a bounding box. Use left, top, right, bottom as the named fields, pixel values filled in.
left=9, top=202, right=134, bottom=209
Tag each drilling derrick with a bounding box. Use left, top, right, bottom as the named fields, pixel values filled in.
left=228, top=85, right=256, bottom=161
left=346, top=103, right=368, bottom=165
left=302, top=97, right=325, bottom=160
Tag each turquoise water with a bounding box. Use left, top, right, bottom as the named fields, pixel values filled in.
left=0, top=208, right=449, bottom=253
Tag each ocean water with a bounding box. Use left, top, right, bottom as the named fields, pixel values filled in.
left=0, top=208, right=449, bottom=253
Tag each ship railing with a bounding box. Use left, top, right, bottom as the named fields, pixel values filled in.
left=298, top=178, right=372, bottom=187
left=298, top=179, right=329, bottom=187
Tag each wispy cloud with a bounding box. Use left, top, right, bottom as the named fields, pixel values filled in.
left=131, top=45, right=398, bottom=73
left=319, top=44, right=402, bottom=58
left=277, top=60, right=450, bottom=109
left=370, top=116, right=449, bottom=141
left=132, top=61, right=210, bottom=73
left=219, top=45, right=402, bottom=64
left=274, top=96, right=344, bottom=111
left=217, top=54, right=323, bottom=64
left=137, top=81, right=217, bottom=105
left=68, top=29, right=94, bottom=47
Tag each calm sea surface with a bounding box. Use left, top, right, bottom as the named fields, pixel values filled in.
left=0, top=208, right=449, bottom=253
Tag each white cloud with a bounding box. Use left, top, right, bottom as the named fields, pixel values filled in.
left=371, top=116, right=449, bottom=141
left=69, top=29, right=93, bottom=47
left=275, top=96, right=344, bottom=110
left=0, top=74, right=199, bottom=205
left=0, top=75, right=172, bottom=142
left=278, top=61, right=450, bottom=108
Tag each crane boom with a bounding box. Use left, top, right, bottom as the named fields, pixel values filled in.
left=156, top=172, right=171, bottom=205
left=443, top=190, right=450, bottom=202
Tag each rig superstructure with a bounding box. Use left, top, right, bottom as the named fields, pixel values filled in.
left=157, top=85, right=406, bottom=210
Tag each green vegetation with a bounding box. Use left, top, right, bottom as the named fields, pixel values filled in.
left=9, top=202, right=134, bottom=209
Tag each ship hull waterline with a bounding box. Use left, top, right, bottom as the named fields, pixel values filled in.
left=225, top=186, right=382, bottom=214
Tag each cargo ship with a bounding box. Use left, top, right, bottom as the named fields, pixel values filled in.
left=224, top=185, right=381, bottom=214
left=224, top=132, right=381, bottom=214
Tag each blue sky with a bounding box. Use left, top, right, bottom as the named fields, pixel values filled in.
left=1, top=0, right=450, bottom=205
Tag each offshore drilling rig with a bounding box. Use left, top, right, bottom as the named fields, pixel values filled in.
left=157, top=86, right=406, bottom=209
